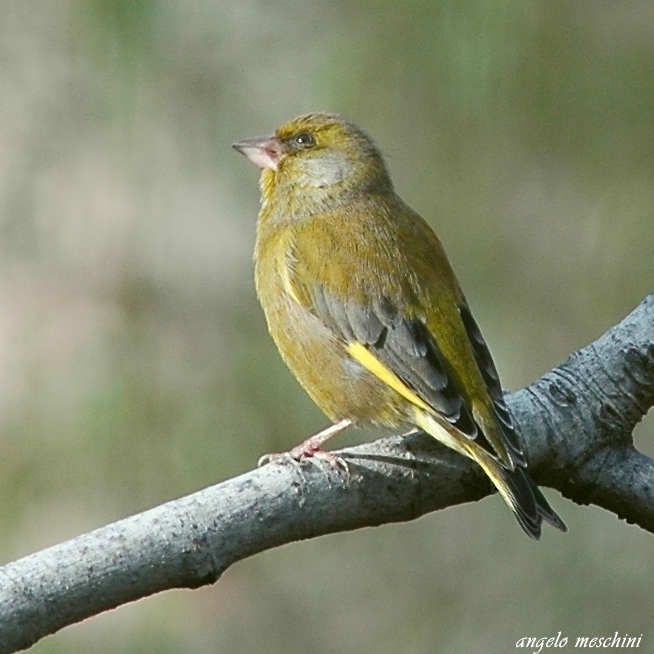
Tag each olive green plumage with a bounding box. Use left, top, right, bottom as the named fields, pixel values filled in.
left=234, top=112, right=566, bottom=539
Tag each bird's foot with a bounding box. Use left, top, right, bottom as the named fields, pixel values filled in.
left=257, top=419, right=352, bottom=475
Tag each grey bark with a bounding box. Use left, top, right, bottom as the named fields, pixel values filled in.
left=0, top=294, right=653, bottom=653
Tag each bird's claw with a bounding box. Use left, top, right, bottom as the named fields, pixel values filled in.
left=257, top=453, right=272, bottom=467
left=257, top=448, right=349, bottom=479
left=257, top=450, right=313, bottom=467
left=313, top=450, right=350, bottom=477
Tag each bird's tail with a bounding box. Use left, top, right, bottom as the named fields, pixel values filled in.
left=415, top=411, right=567, bottom=539
left=473, top=446, right=567, bottom=539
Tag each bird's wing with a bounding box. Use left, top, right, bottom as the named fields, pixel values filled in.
left=455, top=301, right=526, bottom=467
left=286, top=207, right=525, bottom=469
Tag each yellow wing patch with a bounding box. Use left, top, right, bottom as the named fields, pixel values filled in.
left=346, top=342, right=432, bottom=413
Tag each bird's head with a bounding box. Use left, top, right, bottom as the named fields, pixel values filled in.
left=233, top=112, right=393, bottom=214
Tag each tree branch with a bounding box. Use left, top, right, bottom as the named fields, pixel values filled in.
left=1, top=294, right=653, bottom=654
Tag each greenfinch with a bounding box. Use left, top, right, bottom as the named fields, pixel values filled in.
left=233, top=112, right=566, bottom=539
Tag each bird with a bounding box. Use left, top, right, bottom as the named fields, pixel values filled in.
left=233, top=111, right=566, bottom=539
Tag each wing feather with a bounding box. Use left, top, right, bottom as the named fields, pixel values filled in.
left=305, top=285, right=488, bottom=442
left=458, top=304, right=527, bottom=467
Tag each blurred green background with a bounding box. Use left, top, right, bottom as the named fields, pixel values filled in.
left=2, top=0, right=653, bottom=652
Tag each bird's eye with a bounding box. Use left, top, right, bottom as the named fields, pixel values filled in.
left=293, top=132, right=315, bottom=148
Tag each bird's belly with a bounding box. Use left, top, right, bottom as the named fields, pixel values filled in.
left=262, top=292, right=404, bottom=425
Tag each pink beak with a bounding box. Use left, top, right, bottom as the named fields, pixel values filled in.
left=232, top=135, right=284, bottom=171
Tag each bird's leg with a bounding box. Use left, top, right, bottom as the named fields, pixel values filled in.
left=289, top=419, right=353, bottom=458
left=257, top=419, right=353, bottom=469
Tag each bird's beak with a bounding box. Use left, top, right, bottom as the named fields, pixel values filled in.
left=232, top=135, right=284, bottom=171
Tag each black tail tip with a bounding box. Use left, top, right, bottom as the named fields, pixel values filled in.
left=510, top=468, right=567, bottom=539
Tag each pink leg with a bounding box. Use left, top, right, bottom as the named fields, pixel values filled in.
left=258, top=419, right=352, bottom=468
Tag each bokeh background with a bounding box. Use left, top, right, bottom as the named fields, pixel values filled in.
left=2, top=1, right=654, bottom=652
